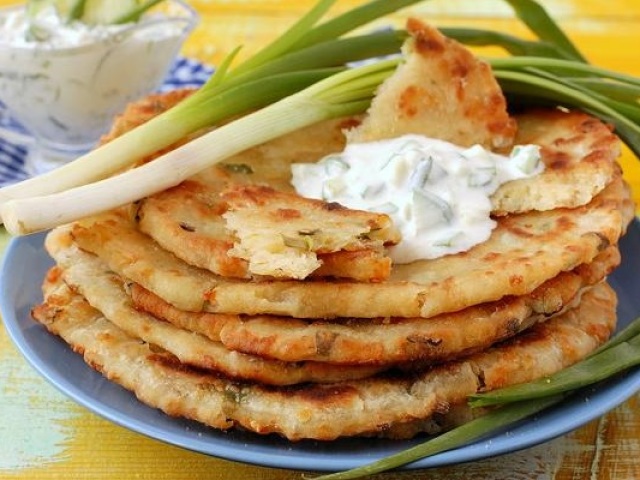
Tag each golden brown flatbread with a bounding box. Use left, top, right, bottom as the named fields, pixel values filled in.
left=63, top=175, right=630, bottom=319
left=30, top=18, right=631, bottom=447
left=492, top=109, right=620, bottom=214
left=129, top=246, right=619, bottom=365
left=347, top=18, right=517, bottom=151
left=221, top=184, right=399, bottom=280
left=53, top=248, right=384, bottom=384
left=32, top=274, right=617, bottom=441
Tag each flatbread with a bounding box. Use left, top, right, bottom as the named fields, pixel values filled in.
left=347, top=18, right=517, bottom=151
left=53, top=247, right=384, bottom=384
left=130, top=246, right=619, bottom=365
left=492, top=109, right=620, bottom=214
left=221, top=184, right=399, bottom=280
left=135, top=117, right=353, bottom=279
left=63, top=175, right=630, bottom=318
left=32, top=275, right=617, bottom=440
left=30, top=17, right=630, bottom=446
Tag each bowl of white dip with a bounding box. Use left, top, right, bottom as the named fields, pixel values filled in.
left=0, top=0, right=197, bottom=175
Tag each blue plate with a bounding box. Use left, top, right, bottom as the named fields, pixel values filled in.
left=2, top=221, right=640, bottom=472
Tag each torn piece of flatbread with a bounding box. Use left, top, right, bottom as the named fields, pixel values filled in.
left=492, top=109, right=621, bottom=214
left=221, top=185, right=400, bottom=280
left=347, top=18, right=517, bottom=151
left=32, top=274, right=616, bottom=440
left=346, top=19, right=620, bottom=213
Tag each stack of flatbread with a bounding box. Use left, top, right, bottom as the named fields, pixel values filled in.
left=32, top=19, right=635, bottom=441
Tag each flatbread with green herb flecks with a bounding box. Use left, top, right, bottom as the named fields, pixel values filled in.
left=62, top=174, right=631, bottom=319
left=347, top=18, right=517, bottom=151
left=128, top=245, right=619, bottom=365
left=53, top=247, right=385, bottom=384
left=221, top=184, right=399, bottom=281
left=32, top=270, right=617, bottom=440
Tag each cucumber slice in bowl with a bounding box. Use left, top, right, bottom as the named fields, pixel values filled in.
left=81, top=0, right=138, bottom=24
left=58, top=0, right=86, bottom=21
left=26, top=0, right=85, bottom=40
left=26, top=0, right=86, bottom=22
left=82, top=0, right=166, bottom=25
left=27, top=0, right=168, bottom=25
left=26, top=0, right=56, bottom=19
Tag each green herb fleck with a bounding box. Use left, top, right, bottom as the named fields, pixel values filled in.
left=220, top=163, right=254, bottom=175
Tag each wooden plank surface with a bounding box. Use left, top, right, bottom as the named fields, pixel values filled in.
left=0, top=1, right=639, bottom=479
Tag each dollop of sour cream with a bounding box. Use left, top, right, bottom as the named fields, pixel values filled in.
left=0, top=6, right=130, bottom=46
left=291, top=135, right=543, bottom=264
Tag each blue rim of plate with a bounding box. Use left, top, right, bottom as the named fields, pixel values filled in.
left=2, top=220, right=640, bottom=473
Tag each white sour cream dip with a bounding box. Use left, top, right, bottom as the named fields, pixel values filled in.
left=291, top=135, right=543, bottom=263
left=0, top=3, right=195, bottom=160
left=1, top=6, right=136, bottom=47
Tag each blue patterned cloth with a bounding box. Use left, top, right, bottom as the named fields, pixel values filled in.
left=0, top=57, right=213, bottom=187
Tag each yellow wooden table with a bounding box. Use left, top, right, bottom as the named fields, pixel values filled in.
left=0, top=1, right=639, bottom=479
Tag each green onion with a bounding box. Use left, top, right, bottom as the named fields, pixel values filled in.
left=294, top=0, right=419, bottom=49
left=488, top=56, right=640, bottom=86
left=492, top=68, right=640, bottom=158
left=469, top=316, right=640, bottom=407
left=501, top=0, right=587, bottom=62
left=0, top=59, right=400, bottom=234
left=308, top=394, right=565, bottom=480
left=596, top=315, right=640, bottom=353
left=569, top=78, right=640, bottom=104
left=441, top=28, right=568, bottom=59
left=226, top=0, right=338, bottom=78
left=227, top=30, right=407, bottom=84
